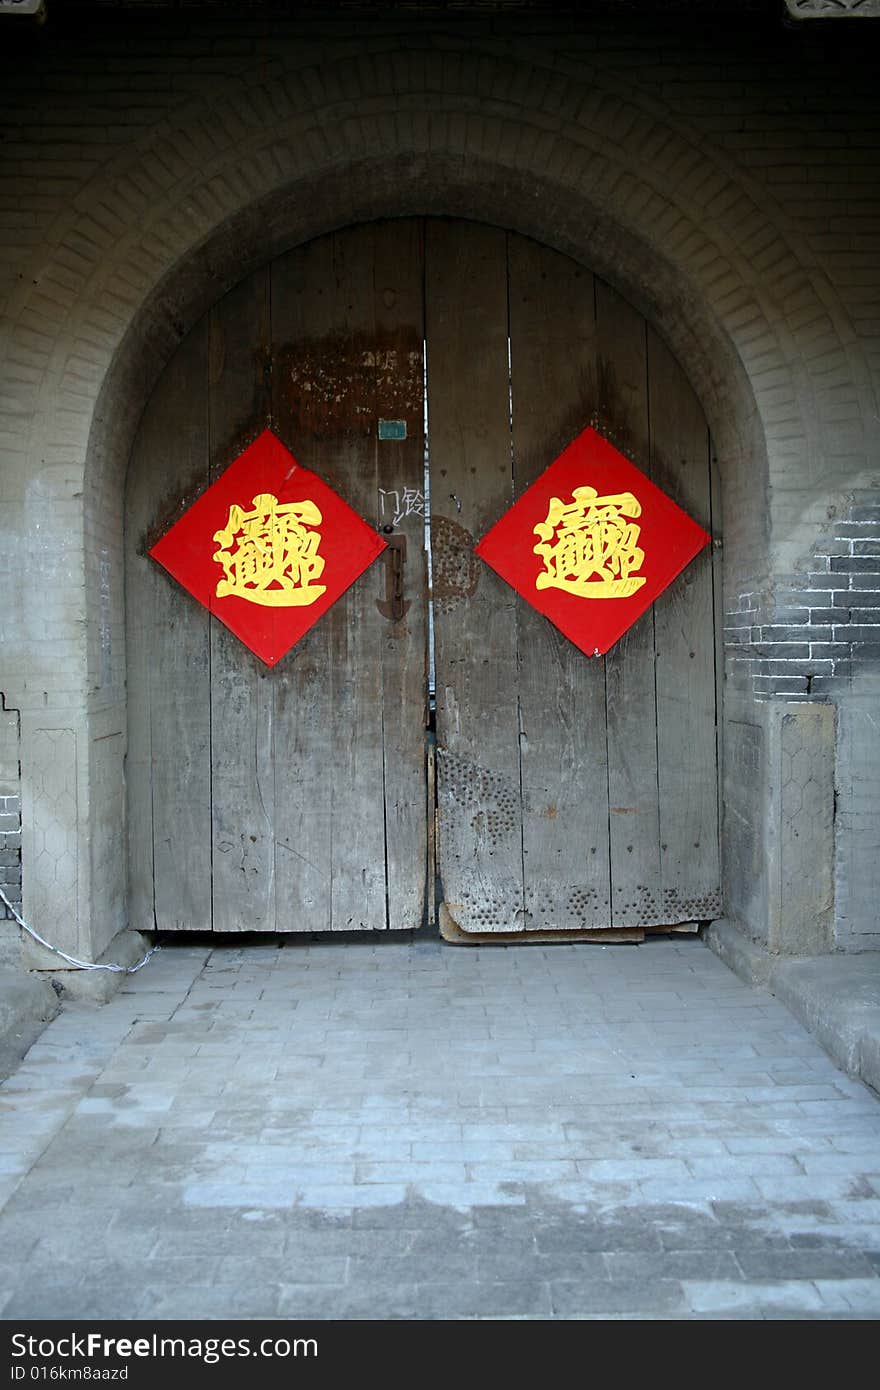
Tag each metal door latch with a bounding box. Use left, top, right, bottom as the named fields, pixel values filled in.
left=376, top=533, right=410, bottom=622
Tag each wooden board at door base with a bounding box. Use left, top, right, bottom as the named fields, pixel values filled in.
left=438, top=904, right=700, bottom=944
left=438, top=903, right=646, bottom=944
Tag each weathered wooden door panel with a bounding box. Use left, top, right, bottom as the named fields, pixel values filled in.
left=425, top=221, right=525, bottom=933
left=127, top=317, right=213, bottom=932
left=126, top=222, right=428, bottom=933
left=273, top=226, right=387, bottom=933
left=271, top=222, right=428, bottom=932
left=508, top=235, right=612, bottom=931
left=648, top=328, right=722, bottom=921
left=209, top=265, right=276, bottom=933
left=431, top=227, right=721, bottom=934
left=372, top=221, right=432, bottom=927
left=595, top=280, right=663, bottom=928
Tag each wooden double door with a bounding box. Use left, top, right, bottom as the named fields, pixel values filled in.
left=126, top=218, right=721, bottom=937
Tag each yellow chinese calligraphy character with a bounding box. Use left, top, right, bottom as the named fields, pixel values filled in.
left=212, top=493, right=327, bottom=607
left=534, top=485, right=646, bottom=599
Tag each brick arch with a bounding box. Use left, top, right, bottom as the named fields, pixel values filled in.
left=7, top=51, right=866, bottom=589
left=3, top=50, right=865, bottom=699
left=6, top=44, right=870, bottom=963
left=15, top=49, right=864, bottom=478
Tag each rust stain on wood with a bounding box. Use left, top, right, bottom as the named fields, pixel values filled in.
left=278, top=330, right=423, bottom=439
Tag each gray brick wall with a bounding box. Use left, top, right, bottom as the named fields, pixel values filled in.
left=0, top=795, right=22, bottom=919
left=725, top=490, right=880, bottom=700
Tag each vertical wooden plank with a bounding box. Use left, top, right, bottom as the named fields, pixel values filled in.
left=648, top=328, right=720, bottom=920
left=271, top=239, right=339, bottom=933
left=507, top=234, right=612, bottom=930
left=372, top=219, right=429, bottom=930
left=321, top=224, right=391, bottom=932
left=272, top=225, right=408, bottom=932
left=710, top=433, right=724, bottom=873
left=148, top=320, right=213, bottom=930
left=125, top=399, right=162, bottom=932
left=208, top=268, right=276, bottom=932
left=427, top=220, right=524, bottom=933
left=594, top=280, right=662, bottom=928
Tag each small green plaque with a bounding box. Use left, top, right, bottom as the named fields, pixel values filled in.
left=378, top=419, right=407, bottom=441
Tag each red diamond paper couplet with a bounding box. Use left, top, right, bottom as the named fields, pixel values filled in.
left=149, top=429, right=386, bottom=666
left=475, top=426, right=711, bottom=657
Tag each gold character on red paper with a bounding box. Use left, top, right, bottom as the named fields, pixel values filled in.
left=533, top=485, right=647, bottom=599
left=212, top=493, right=327, bottom=607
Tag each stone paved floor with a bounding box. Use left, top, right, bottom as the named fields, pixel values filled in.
left=1, top=935, right=880, bottom=1320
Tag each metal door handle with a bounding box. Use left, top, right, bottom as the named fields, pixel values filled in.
left=376, top=533, right=410, bottom=622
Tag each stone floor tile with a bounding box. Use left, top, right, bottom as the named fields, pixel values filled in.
left=416, top=1279, right=553, bottom=1319
left=683, top=1279, right=825, bottom=1313
left=278, top=1283, right=416, bottom=1319
left=549, top=1277, right=685, bottom=1316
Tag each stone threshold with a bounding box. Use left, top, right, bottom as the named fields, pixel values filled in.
left=0, top=966, right=59, bottom=1082
left=706, top=920, right=880, bottom=1098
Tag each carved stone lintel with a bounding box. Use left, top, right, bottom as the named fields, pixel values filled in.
left=785, top=0, right=880, bottom=18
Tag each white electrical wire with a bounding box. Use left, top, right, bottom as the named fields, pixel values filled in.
left=0, top=883, right=160, bottom=974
